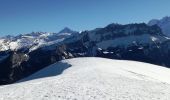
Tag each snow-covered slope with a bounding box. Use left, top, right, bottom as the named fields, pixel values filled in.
left=1, top=57, right=170, bottom=100
left=148, top=16, right=170, bottom=36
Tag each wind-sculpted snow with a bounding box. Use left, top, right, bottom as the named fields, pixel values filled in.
left=1, top=57, right=170, bottom=100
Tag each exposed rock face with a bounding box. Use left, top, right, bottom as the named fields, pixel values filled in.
left=1, top=23, right=170, bottom=85
left=0, top=51, right=28, bottom=84
left=0, top=44, right=74, bottom=85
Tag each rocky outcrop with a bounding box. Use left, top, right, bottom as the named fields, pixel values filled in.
left=0, top=44, right=73, bottom=85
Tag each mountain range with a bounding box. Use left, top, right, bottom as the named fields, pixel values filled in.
left=0, top=16, right=170, bottom=85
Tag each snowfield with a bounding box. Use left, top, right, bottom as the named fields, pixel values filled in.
left=1, top=57, right=170, bottom=100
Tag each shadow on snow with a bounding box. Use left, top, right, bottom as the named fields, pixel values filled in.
left=16, top=62, right=71, bottom=83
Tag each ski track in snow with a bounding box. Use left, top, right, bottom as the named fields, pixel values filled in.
left=1, top=57, right=170, bottom=100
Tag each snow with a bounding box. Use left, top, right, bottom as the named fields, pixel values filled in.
left=97, top=48, right=102, bottom=50
left=1, top=57, right=170, bottom=100
left=0, top=39, right=10, bottom=51
left=57, top=33, right=72, bottom=36
left=103, top=51, right=110, bottom=54
left=138, top=47, right=144, bottom=50
left=0, top=31, right=75, bottom=52
left=150, top=36, right=158, bottom=42
left=9, top=41, right=19, bottom=50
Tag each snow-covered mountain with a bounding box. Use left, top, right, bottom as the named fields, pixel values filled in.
left=1, top=57, right=170, bottom=100
left=1, top=23, right=170, bottom=85
left=0, top=28, right=78, bottom=52
left=148, top=16, right=170, bottom=36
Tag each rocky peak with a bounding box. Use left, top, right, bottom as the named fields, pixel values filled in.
left=58, top=27, right=77, bottom=34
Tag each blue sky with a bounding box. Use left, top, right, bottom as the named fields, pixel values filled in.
left=0, top=0, right=170, bottom=36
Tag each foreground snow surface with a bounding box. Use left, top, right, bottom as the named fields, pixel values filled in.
left=1, top=57, right=170, bottom=100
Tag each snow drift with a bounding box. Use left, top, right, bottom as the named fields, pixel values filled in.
left=1, top=57, right=170, bottom=100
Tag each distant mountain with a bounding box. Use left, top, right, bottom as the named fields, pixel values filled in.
left=1, top=57, right=170, bottom=100
left=1, top=23, right=170, bottom=85
left=0, top=28, right=78, bottom=52
left=58, top=27, right=77, bottom=34
left=148, top=16, right=170, bottom=36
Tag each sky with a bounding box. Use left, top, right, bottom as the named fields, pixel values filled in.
left=0, top=0, right=170, bottom=36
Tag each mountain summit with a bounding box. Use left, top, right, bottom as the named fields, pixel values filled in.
left=58, top=27, right=77, bottom=34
